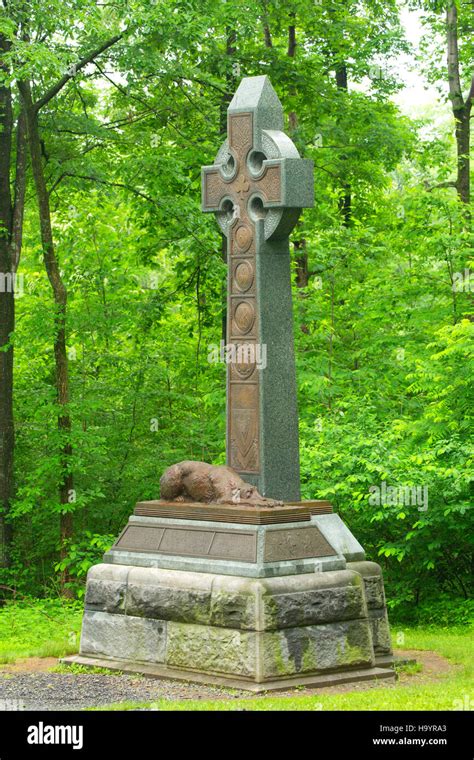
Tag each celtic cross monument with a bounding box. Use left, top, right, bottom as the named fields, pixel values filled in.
left=70, top=76, right=395, bottom=692
left=202, top=76, right=314, bottom=501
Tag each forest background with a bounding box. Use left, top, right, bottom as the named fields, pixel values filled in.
left=0, top=0, right=472, bottom=626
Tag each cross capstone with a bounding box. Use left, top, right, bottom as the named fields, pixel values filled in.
left=202, top=76, right=314, bottom=500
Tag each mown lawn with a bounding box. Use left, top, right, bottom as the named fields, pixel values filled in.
left=0, top=598, right=83, bottom=662
left=0, top=599, right=472, bottom=711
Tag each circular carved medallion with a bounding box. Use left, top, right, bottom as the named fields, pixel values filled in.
left=234, top=260, right=254, bottom=292
left=235, top=360, right=256, bottom=379
left=234, top=301, right=255, bottom=334
left=234, top=224, right=253, bottom=252
left=234, top=343, right=256, bottom=379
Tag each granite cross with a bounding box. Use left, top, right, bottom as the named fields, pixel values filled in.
left=202, top=76, right=314, bottom=501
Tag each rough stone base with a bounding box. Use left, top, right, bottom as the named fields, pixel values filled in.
left=76, top=561, right=394, bottom=687
left=347, top=561, right=393, bottom=660
left=62, top=654, right=395, bottom=693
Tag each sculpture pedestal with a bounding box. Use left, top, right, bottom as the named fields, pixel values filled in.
left=65, top=502, right=395, bottom=691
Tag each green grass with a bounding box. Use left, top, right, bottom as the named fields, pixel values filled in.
left=50, top=663, right=125, bottom=676
left=394, top=661, right=423, bottom=676
left=92, top=626, right=474, bottom=711
left=0, top=598, right=83, bottom=663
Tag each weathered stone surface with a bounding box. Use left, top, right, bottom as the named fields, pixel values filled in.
left=78, top=563, right=394, bottom=682
left=263, top=586, right=365, bottom=630
left=84, top=564, right=129, bottom=614
left=125, top=566, right=212, bottom=624
left=83, top=564, right=383, bottom=634
left=313, top=514, right=365, bottom=561
left=261, top=569, right=366, bottom=629
left=348, top=561, right=386, bottom=609
left=126, top=584, right=211, bottom=624
left=369, top=609, right=393, bottom=654
left=347, top=560, right=383, bottom=578
left=209, top=591, right=256, bottom=629
left=85, top=565, right=371, bottom=632
left=166, top=622, right=257, bottom=678
left=262, top=619, right=374, bottom=678
left=80, top=610, right=166, bottom=663
left=363, top=577, right=386, bottom=609
left=347, top=561, right=392, bottom=653
left=210, top=576, right=258, bottom=629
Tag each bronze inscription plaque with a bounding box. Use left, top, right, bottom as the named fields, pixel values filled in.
left=114, top=525, right=165, bottom=552
left=263, top=526, right=336, bottom=563
left=114, top=523, right=257, bottom=563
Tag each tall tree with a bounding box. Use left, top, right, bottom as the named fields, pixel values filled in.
left=0, top=0, right=124, bottom=586
left=17, top=31, right=122, bottom=593
left=418, top=0, right=472, bottom=206
left=0, top=30, right=27, bottom=566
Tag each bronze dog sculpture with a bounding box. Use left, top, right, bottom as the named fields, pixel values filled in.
left=160, top=460, right=283, bottom=507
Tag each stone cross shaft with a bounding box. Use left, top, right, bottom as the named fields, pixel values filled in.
left=202, top=76, right=314, bottom=501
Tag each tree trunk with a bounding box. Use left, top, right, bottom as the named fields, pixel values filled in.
left=336, top=63, right=352, bottom=226
left=220, top=29, right=236, bottom=136
left=0, top=36, right=27, bottom=568
left=287, top=21, right=298, bottom=132
left=293, top=240, right=310, bottom=334
left=19, top=81, right=74, bottom=597
left=288, top=23, right=296, bottom=58
left=446, top=2, right=472, bottom=206
left=453, top=103, right=471, bottom=204
left=260, top=0, right=273, bottom=47
left=0, top=37, right=14, bottom=566
left=286, top=20, right=311, bottom=331
left=294, top=240, right=310, bottom=289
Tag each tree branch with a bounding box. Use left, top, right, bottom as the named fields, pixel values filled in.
left=58, top=173, right=211, bottom=253
left=260, top=0, right=273, bottom=47
left=287, top=23, right=296, bottom=58
left=425, top=180, right=457, bottom=191
left=466, top=73, right=474, bottom=106
left=33, top=32, right=124, bottom=113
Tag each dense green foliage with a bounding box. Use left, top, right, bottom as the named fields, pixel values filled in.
left=0, top=0, right=472, bottom=615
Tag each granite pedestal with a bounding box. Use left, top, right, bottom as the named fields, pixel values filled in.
left=64, top=501, right=395, bottom=691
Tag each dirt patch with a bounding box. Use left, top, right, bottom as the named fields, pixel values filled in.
left=273, top=648, right=456, bottom=698
left=0, top=657, right=58, bottom=674
left=395, top=648, right=455, bottom=683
